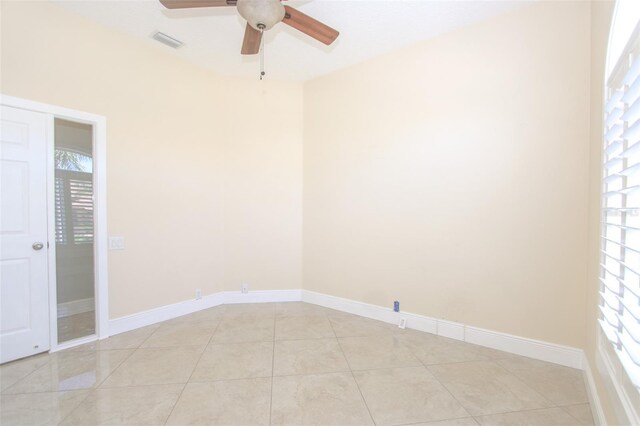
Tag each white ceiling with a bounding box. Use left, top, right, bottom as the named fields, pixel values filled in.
left=54, top=0, right=529, bottom=81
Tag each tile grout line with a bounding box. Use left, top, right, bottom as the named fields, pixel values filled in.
left=471, top=405, right=594, bottom=423
left=3, top=303, right=594, bottom=426
left=489, top=360, right=558, bottom=408
left=1, top=362, right=51, bottom=395
left=394, top=416, right=479, bottom=426
left=162, top=315, right=224, bottom=426
left=419, top=360, right=474, bottom=420
left=329, top=314, right=377, bottom=425
left=269, top=312, right=277, bottom=426
left=53, top=337, right=153, bottom=425
left=394, top=334, right=475, bottom=420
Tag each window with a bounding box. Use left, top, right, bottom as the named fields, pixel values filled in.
left=600, top=6, right=640, bottom=423
left=54, top=148, right=94, bottom=245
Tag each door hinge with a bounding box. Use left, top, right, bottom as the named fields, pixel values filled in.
left=47, top=241, right=49, bottom=249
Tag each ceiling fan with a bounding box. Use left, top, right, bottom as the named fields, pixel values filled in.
left=159, top=0, right=339, bottom=55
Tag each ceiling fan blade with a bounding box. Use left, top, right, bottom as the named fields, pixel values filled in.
left=282, top=5, right=339, bottom=46
left=159, top=0, right=235, bottom=9
left=241, top=23, right=262, bottom=55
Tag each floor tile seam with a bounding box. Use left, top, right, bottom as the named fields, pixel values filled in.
left=417, top=361, right=473, bottom=420
left=1, top=358, right=54, bottom=394
left=393, top=414, right=479, bottom=426
left=161, top=382, right=188, bottom=426
left=419, top=358, right=510, bottom=368
left=327, top=316, right=353, bottom=372
left=149, top=324, right=221, bottom=336
left=555, top=401, right=592, bottom=409
left=471, top=405, right=588, bottom=420
left=274, top=312, right=331, bottom=319
left=191, top=319, right=223, bottom=380
left=121, top=344, right=210, bottom=352
left=348, top=368, right=377, bottom=425
left=557, top=404, right=593, bottom=424
left=497, top=363, right=589, bottom=402
left=0, top=363, right=45, bottom=391
left=330, top=324, right=376, bottom=425
left=271, top=336, right=342, bottom=343
left=269, top=315, right=276, bottom=426
left=273, top=368, right=355, bottom=380
left=52, top=386, right=94, bottom=426
left=162, top=319, right=223, bottom=426
left=3, top=348, right=135, bottom=396
left=184, top=366, right=470, bottom=382
left=0, top=388, right=94, bottom=397
left=140, top=337, right=216, bottom=350
left=488, top=360, right=559, bottom=408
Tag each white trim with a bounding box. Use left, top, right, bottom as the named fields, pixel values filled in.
left=51, top=334, right=98, bottom=353
left=108, top=290, right=301, bottom=336
left=46, top=112, right=58, bottom=350
left=464, top=326, right=583, bottom=369
left=224, top=289, right=302, bottom=304
left=106, top=288, right=584, bottom=371
left=109, top=292, right=226, bottom=336
left=597, top=335, right=639, bottom=425
left=0, top=94, right=109, bottom=350
left=57, top=298, right=95, bottom=318
left=301, top=290, right=583, bottom=369
left=438, top=320, right=465, bottom=341
left=583, top=353, right=606, bottom=426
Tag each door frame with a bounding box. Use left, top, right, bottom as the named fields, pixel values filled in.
left=1, top=94, right=109, bottom=352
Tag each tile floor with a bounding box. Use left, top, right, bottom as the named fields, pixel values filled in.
left=0, top=302, right=594, bottom=425
left=57, top=311, right=96, bottom=343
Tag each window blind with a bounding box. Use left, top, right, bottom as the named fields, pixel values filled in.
left=601, top=52, right=640, bottom=389
left=54, top=170, right=94, bottom=245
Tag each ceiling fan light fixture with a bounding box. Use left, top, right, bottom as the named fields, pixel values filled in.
left=236, top=0, right=285, bottom=31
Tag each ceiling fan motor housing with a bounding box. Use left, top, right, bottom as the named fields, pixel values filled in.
left=237, top=0, right=285, bottom=31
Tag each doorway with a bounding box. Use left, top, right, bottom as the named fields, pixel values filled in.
left=0, top=95, right=108, bottom=363
left=54, top=119, right=96, bottom=343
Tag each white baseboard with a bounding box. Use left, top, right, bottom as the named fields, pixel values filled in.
left=301, top=290, right=583, bottom=369
left=108, top=290, right=300, bottom=337
left=464, top=326, right=583, bottom=369
left=438, top=320, right=465, bottom=340
left=108, top=292, right=225, bottom=336
left=57, top=297, right=94, bottom=318
left=107, top=288, right=583, bottom=371
left=583, top=353, right=606, bottom=426
left=224, top=289, right=302, bottom=304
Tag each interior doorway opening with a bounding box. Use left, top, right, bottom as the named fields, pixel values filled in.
left=54, top=119, right=96, bottom=344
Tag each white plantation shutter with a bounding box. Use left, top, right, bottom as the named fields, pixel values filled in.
left=55, top=177, right=68, bottom=244
left=69, top=178, right=94, bottom=244
left=601, top=49, right=640, bottom=389
left=54, top=170, right=94, bottom=245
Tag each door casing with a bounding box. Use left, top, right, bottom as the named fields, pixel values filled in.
left=1, top=94, right=109, bottom=353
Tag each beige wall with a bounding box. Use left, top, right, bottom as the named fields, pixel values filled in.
left=303, top=1, right=591, bottom=349
left=3, top=1, right=633, bottom=420
left=0, top=0, right=303, bottom=318
left=222, top=84, right=303, bottom=293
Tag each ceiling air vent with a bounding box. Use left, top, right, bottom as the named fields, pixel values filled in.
left=152, top=31, right=183, bottom=49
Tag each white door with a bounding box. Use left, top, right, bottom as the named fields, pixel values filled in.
left=0, top=105, right=50, bottom=363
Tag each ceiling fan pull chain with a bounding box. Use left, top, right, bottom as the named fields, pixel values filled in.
left=259, top=27, right=265, bottom=80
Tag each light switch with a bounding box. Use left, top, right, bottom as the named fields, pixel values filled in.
left=109, top=236, right=125, bottom=250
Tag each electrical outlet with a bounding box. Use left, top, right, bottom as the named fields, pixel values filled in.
left=195, top=289, right=202, bottom=300
left=108, top=236, right=125, bottom=250
left=241, top=283, right=249, bottom=294
left=398, top=318, right=407, bottom=329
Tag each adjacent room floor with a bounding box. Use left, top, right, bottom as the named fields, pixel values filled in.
left=57, top=311, right=96, bottom=343
left=0, top=302, right=593, bottom=425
